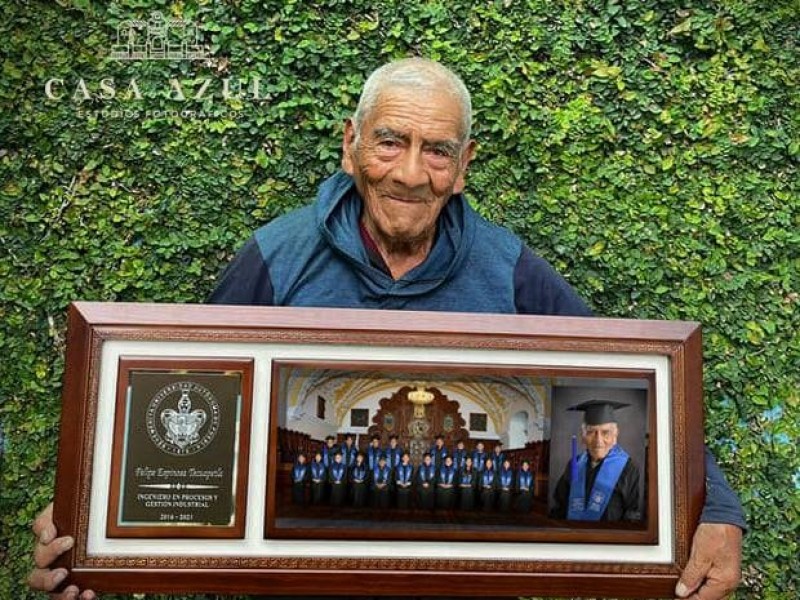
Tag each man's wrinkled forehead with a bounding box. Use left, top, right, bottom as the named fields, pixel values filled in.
left=364, top=87, right=466, bottom=141
left=584, top=423, right=617, bottom=433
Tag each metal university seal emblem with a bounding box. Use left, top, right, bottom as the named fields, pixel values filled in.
left=146, top=381, right=220, bottom=456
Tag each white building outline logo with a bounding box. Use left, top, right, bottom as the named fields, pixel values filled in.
left=110, top=11, right=208, bottom=61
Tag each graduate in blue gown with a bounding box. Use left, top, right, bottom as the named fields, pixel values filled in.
left=452, top=439, right=468, bottom=471
left=429, top=434, right=448, bottom=471
left=472, top=441, right=487, bottom=473
left=340, top=433, right=358, bottom=470
left=309, top=451, right=327, bottom=505
left=371, top=454, right=392, bottom=509
left=457, top=455, right=477, bottom=510
left=436, top=455, right=457, bottom=509
left=416, top=452, right=436, bottom=510
left=515, top=459, right=535, bottom=513
left=366, top=434, right=383, bottom=470
left=550, top=400, right=641, bottom=522
left=327, top=451, right=348, bottom=507
left=394, top=451, right=414, bottom=509
left=497, top=458, right=515, bottom=512
left=490, top=441, right=505, bottom=474
left=480, top=457, right=498, bottom=511
left=350, top=452, right=369, bottom=508
left=291, top=452, right=310, bottom=506
left=321, top=435, right=338, bottom=468
left=386, top=434, right=403, bottom=470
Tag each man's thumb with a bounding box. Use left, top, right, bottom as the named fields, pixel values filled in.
left=675, top=557, right=708, bottom=598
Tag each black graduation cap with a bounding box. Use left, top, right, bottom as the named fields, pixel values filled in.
left=568, top=400, right=629, bottom=425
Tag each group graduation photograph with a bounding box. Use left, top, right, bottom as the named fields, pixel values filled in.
left=266, top=360, right=654, bottom=543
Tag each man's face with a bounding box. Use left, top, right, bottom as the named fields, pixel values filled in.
left=457, top=442, right=464, bottom=450
left=424, top=456, right=432, bottom=465
left=371, top=439, right=379, bottom=447
left=390, top=438, right=398, bottom=448
left=476, top=443, right=484, bottom=452
left=326, top=439, right=334, bottom=447
left=582, top=422, right=619, bottom=462
left=435, top=438, right=444, bottom=448
left=298, top=455, right=306, bottom=464
left=342, top=87, right=475, bottom=248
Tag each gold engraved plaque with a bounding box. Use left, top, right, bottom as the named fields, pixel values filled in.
left=107, top=357, right=253, bottom=538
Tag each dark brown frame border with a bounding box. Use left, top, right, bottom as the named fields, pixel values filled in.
left=266, top=360, right=658, bottom=544
left=53, top=301, right=704, bottom=598
left=106, top=356, right=254, bottom=538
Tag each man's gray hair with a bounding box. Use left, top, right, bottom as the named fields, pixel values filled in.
left=353, top=57, right=472, bottom=145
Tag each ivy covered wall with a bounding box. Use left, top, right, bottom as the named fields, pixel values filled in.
left=1, top=0, right=797, bottom=598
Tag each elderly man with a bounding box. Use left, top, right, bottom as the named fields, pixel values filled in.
left=30, top=58, right=744, bottom=600
left=550, top=400, right=641, bottom=521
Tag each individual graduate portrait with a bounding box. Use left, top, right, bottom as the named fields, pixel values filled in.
left=548, top=377, right=650, bottom=529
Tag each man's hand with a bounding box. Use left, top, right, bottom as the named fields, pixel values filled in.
left=675, top=523, right=742, bottom=600
left=28, top=503, right=97, bottom=600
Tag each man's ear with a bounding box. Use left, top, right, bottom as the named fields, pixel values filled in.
left=341, top=118, right=356, bottom=175
left=452, top=139, right=477, bottom=194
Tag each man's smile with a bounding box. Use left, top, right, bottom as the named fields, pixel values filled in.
left=384, top=193, right=428, bottom=204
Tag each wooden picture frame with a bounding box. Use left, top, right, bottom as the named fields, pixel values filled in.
left=53, top=301, right=704, bottom=598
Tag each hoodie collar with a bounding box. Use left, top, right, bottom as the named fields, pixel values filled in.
left=315, top=171, right=476, bottom=299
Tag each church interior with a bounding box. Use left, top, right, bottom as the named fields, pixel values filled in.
left=272, top=365, right=560, bottom=536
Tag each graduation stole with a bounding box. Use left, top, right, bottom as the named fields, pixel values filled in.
left=454, top=450, right=466, bottom=469
left=435, top=446, right=448, bottom=464
left=419, top=464, right=434, bottom=482
left=500, top=468, right=513, bottom=488
left=474, top=452, right=486, bottom=468
left=322, top=445, right=336, bottom=466
left=331, top=463, right=345, bottom=482
left=368, top=446, right=381, bottom=467
left=352, top=464, right=367, bottom=481
left=311, top=461, right=325, bottom=479
left=389, top=447, right=401, bottom=467
left=568, top=445, right=629, bottom=521
left=518, top=470, right=533, bottom=489
left=293, top=464, right=308, bottom=482
left=374, top=465, right=390, bottom=483
left=482, top=469, right=495, bottom=486
left=461, top=469, right=473, bottom=484
left=441, top=466, right=454, bottom=484
left=397, top=464, right=412, bottom=483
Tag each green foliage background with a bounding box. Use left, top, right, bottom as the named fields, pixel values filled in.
left=0, top=0, right=797, bottom=598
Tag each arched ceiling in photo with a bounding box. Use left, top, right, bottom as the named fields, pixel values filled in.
left=282, top=368, right=548, bottom=431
